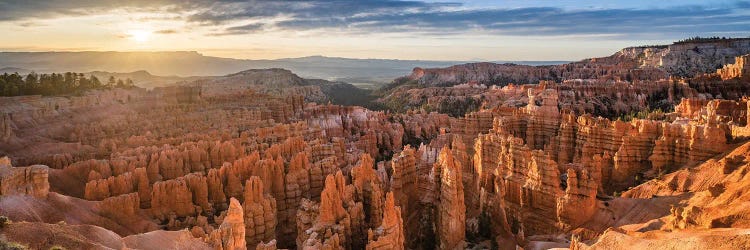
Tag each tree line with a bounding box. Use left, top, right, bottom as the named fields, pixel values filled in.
left=0, top=72, right=135, bottom=96
left=675, top=36, right=734, bottom=44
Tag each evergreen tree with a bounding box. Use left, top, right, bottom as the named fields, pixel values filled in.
left=0, top=72, right=135, bottom=97
left=107, top=76, right=116, bottom=88
left=91, top=75, right=101, bottom=89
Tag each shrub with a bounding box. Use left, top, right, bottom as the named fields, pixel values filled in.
left=0, top=216, right=9, bottom=228
left=0, top=239, right=28, bottom=250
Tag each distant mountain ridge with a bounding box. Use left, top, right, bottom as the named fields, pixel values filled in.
left=87, top=70, right=210, bottom=89
left=0, top=51, right=567, bottom=86
left=0, top=67, right=32, bottom=75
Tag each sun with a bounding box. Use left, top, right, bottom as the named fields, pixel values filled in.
left=127, top=30, right=152, bottom=43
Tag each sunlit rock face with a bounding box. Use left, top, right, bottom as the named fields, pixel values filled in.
left=717, top=54, right=750, bottom=80
left=366, top=192, right=405, bottom=250
left=434, top=146, right=466, bottom=249
left=214, top=198, right=247, bottom=250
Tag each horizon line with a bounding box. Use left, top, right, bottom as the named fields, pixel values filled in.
left=0, top=50, right=578, bottom=63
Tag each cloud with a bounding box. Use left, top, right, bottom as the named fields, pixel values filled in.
left=1, top=0, right=748, bottom=40
left=270, top=2, right=750, bottom=38
left=209, top=23, right=265, bottom=36
left=155, top=29, right=178, bottom=34
left=17, top=21, right=45, bottom=27
left=0, top=0, right=170, bottom=21
left=184, top=0, right=457, bottom=25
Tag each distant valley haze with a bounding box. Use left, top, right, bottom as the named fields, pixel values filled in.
left=0, top=51, right=567, bottom=88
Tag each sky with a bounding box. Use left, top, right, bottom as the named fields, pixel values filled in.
left=0, top=0, right=748, bottom=61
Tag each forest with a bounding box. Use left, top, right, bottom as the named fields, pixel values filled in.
left=0, top=72, right=135, bottom=96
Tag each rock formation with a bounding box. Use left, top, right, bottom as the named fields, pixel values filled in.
left=365, top=192, right=405, bottom=250
left=0, top=157, right=49, bottom=198
left=296, top=172, right=355, bottom=249
left=389, top=146, right=418, bottom=222
left=399, top=38, right=750, bottom=88
left=242, top=177, right=277, bottom=248
left=4, top=39, right=750, bottom=250
left=435, top=147, right=466, bottom=249
left=0, top=112, right=13, bottom=142
left=717, top=54, right=750, bottom=80
left=212, top=198, right=247, bottom=250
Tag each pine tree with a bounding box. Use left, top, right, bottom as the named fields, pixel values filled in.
left=107, top=76, right=116, bottom=89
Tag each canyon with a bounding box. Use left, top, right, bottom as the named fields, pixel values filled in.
left=1, top=38, right=750, bottom=250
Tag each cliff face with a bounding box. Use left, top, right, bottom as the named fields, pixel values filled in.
left=402, top=51, right=664, bottom=87
left=639, top=39, right=750, bottom=77
left=398, top=38, right=750, bottom=88
left=408, top=62, right=558, bottom=87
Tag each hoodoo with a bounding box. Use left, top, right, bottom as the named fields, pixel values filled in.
left=2, top=4, right=750, bottom=248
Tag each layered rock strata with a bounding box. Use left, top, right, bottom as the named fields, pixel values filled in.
left=0, top=157, right=50, bottom=198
